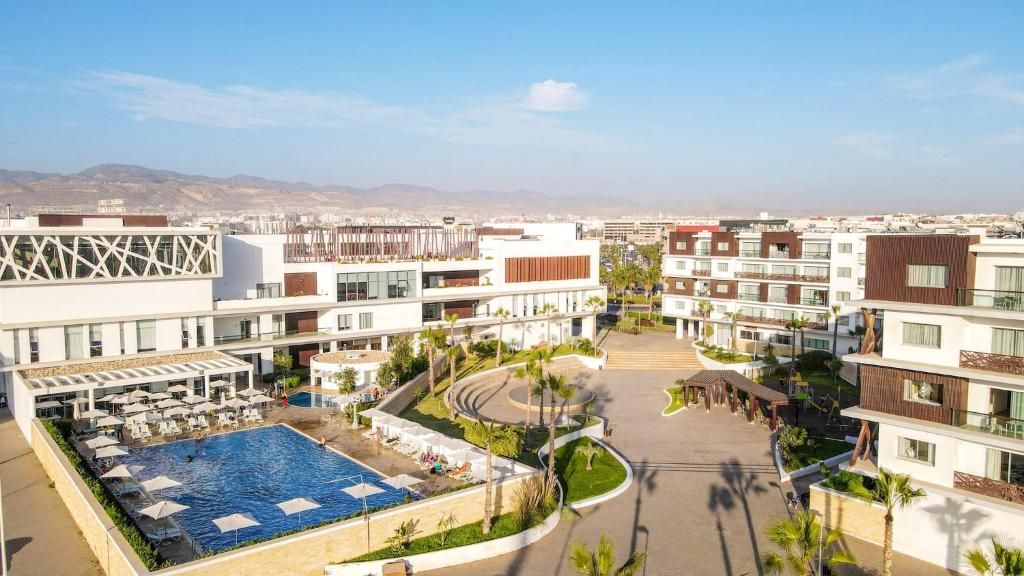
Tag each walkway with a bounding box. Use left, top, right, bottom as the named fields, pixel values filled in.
left=0, top=415, right=101, bottom=576
left=599, top=330, right=702, bottom=371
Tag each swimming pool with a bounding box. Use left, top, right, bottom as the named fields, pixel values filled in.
left=287, top=391, right=335, bottom=408
left=120, top=425, right=410, bottom=552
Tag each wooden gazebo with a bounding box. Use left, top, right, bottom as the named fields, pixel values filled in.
left=681, top=370, right=789, bottom=430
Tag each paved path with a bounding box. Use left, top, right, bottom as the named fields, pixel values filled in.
left=0, top=415, right=101, bottom=576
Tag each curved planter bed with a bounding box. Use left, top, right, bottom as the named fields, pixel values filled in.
left=692, top=342, right=792, bottom=375
left=535, top=418, right=633, bottom=510
left=660, top=387, right=687, bottom=417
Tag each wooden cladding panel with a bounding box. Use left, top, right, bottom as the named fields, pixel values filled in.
left=710, top=279, right=737, bottom=300
left=284, top=272, right=317, bottom=296
left=291, top=343, right=320, bottom=368
left=665, top=276, right=694, bottom=296
left=284, top=311, right=318, bottom=334
left=505, top=255, right=590, bottom=283
left=787, top=284, right=801, bottom=305
left=760, top=231, right=801, bottom=259
left=667, top=232, right=696, bottom=256
left=758, top=283, right=769, bottom=303
left=38, top=214, right=169, bottom=227
left=860, top=365, right=967, bottom=424
left=864, top=235, right=978, bottom=305
left=711, top=231, right=738, bottom=257
left=426, top=270, right=479, bottom=288
left=442, top=300, right=476, bottom=319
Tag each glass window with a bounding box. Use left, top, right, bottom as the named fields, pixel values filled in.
left=741, top=263, right=764, bottom=274
left=196, top=322, right=206, bottom=347
left=118, top=322, right=125, bottom=355
left=359, top=312, right=373, bottom=330
left=715, top=304, right=727, bottom=313
left=674, top=300, right=686, bottom=310
left=993, top=328, right=1024, bottom=357
left=903, top=322, right=941, bottom=348
left=995, top=267, right=1024, bottom=292
left=837, top=267, right=852, bottom=278
left=768, top=286, right=788, bottom=303
left=898, top=437, right=936, bottom=465
left=181, top=318, right=190, bottom=348
left=804, top=266, right=828, bottom=277
left=838, top=243, right=853, bottom=254
left=775, top=309, right=797, bottom=321
left=337, top=314, right=352, bottom=331
left=739, top=329, right=761, bottom=341
left=904, top=379, right=944, bottom=405
left=907, top=264, right=948, bottom=288
left=12, top=330, right=20, bottom=364
left=675, top=241, right=687, bottom=250
left=739, top=306, right=764, bottom=318
left=65, top=325, right=85, bottom=360
left=771, top=333, right=792, bottom=345
left=837, top=315, right=850, bottom=326
left=89, top=323, right=102, bottom=357
left=675, top=281, right=686, bottom=290
left=715, top=283, right=728, bottom=293
left=717, top=262, right=729, bottom=272
left=674, top=260, right=685, bottom=271
left=986, top=449, right=1024, bottom=486
left=136, top=320, right=156, bottom=352
left=772, top=265, right=798, bottom=276
left=336, top=270, right=416, bottom=302
left=256, top=282, right=282, bottom=298
left=806, top=338, right=829, bottom=351
left=739, top=242, right=761, bottom=256
left=717, top=242, right=730, bottom=251
left=836, top=291, right=851, bottom=302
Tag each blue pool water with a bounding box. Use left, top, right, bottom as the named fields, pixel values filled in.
left=287, top=392, right=334, bottom=408
left=120, top=425, right=410, bottom=552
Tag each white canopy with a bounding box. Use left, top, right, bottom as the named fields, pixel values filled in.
left=341, top=482, right=385, bottom=499
left=148, top=392, right=172, bottom=401
left=128, top=390, right=151, bottom=401
left=140, top=476, right=182, bottom=492
left=100, top=464, right=134, bottom=479
left=95, top=445, right=129, bottom=459
left=208, top=379, right=231, bottom=388
left=166, top=384, right=190, bottom=393
left=121, top=403, right=150, bottom=414
left=221, top=398, right=250, bottom=409
left=64, top=397, right=90, bottom=406
left=140, top=500, right=189, bottom=520
left=96, top=416, right=125, bottom=427
left=98, top=393, right=121, bottom=402
left=213, top=513, right=261, bottom=533
left=381, top=474, right=423, bottom=490
left=155, top=398, right=184, bottom=409
left=35, top=400, right=63, bottom=409
left=110, top=395, right=130, bottom=405
left=79, top=408, right=109, bottom=420
left=236, top=388, right=261, bottom=397
left=182, top=395, right=209, bottom=405
left=163, top=407, right=191, bottom=418
left=249, top=394, right=274, bottom=404
left=359, top=408, right=389, bottom=420
left=84, top=435, right=119, bottom=449
left=192, top=402, right=218, bottom=414
left=276, top=497, right=321, bottom=516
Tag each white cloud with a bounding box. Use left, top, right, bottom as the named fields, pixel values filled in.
left=834, top=133, right=895, bottom=159
left=524, top=79, right=589, bottom=112
left=889, top=54, right=1024, bottom=107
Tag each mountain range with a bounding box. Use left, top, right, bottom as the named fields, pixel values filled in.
left=0, top=164, right=637, bottom=217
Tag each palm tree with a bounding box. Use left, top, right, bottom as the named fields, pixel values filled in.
left=543, top=372, right=576, bottom=498
left=584, top=295, right=606, bottom=343
left=540, top=302, right=557, bottom=346
left=493, top=307, right=510, bottom=366
left=444, top=312, right=460, bottom=345
left=641, top=264, right=661, bottom=321
left=569, top=534, right=646, bottom=576
left=513, top=357, right=542, bottom=432
left=445, top=344, right=461, bottom=420
left=761, top=509, right=856, bottom=575
left=964, top=536, right=1024, bottom=576
left=697, top=299, right=713, bottom=344
left=830, top=304, right=842, bottom=358
left=875, top=468, right=927, bottom=576
left=419, top=326, right=446, bottom=396
left=465, top=420, right=521, bottom=534
left=723, top=311, right=739, bottom=353
left=784, top=317, right=809, bottom=376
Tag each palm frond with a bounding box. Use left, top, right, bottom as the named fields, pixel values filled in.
left=761, top=552, right=785, bottom=576
left=614, top=552, right=647, bottom=576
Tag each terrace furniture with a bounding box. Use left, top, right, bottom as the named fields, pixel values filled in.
left=248, top=408, right=263, bottom=422
left=131, top=425, right=152, bottom=441
left=111, top=483, right=141, bottom=497
left=185, top=417, right=199, bottom=432
left=167, top=420, right=182, bottom=435
left=158, top=421, right=172, bottom=436
left=197, top=415, right=210, bottom=429
left=145, top=526, right=182, bottom=545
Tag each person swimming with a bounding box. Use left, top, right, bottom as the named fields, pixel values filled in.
left=319, top=434, right=327, bottom=449
left=186, top=455, right=194, bottom=463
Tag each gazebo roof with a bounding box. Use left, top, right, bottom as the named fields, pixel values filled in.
left=20, top=351, right=250, bottom=390
left=685, top=370, right=789, bottom=405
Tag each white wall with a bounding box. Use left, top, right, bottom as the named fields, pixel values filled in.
left=214, top=234, right=286, bottom=301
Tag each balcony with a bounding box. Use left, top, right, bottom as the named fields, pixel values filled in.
left=214, top=329, right=332, bottom=344
left=692, top=269, right=711, bottom=277
left=768, top=295, right=789, bottom=304
left=800, top=297, right=829, bottom=306
left=739, top=250, right=761, bottom=257
left=734, top=271, right=829, bottom=283
left=803, top=251, right=831, bottom=260
left=957, top=288, right=1024, bottom=312
left=694, top=248, right=711, bottom=256
left=960, top=350, right=1024, bottom=377
left=768, top=249, right=791, bottom=259
left=737, top=293, right=761, bottom=302
left=953, top=471, right=1024, bottom=506
left=951, top=409, right=1024, bottom=440
left=857, top=277, right=865, bottom=287
left=735, top=315, right=826, bottom=330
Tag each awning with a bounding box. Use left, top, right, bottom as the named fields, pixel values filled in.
left=20, top=351, right=251, bottom=390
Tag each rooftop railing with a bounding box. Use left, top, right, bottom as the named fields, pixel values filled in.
left=953, top=471, right=1024, bottom=506
left=951, top=409, right=1024, bottom=440
left=957, top=288, right=1024, bottom=312
left=800, top=297, right=829, bottom=306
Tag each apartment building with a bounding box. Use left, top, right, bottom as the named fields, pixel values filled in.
left=839, top=232, right=1023, bottom=570
left=661, top=229, right=866, bottom=356
left=0, top=217, right=604, bottom=441
left=601, top=220, right=674, bottom=244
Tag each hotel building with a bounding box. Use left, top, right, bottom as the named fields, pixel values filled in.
left=661, top=229, right=867, bottom=356
left=0, top=215, right=604, bottom=441
left=839, top=232, right=1023, bottom=570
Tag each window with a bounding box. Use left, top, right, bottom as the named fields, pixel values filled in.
left=89, top=324, right=102, bottom=357
left=675, top=260, right=685, bottom=270
left=715, top=305, right=727, bottom=314
left=772, top=264, right=798, bottom=276
left=675, top=241, right=687, bottom=250
left=136, top=320, right=156, bottom=352
left=424, top=302, right=444, bottom=321
left=337, top=314, right=353, bottom=331
left=837, top=315, right=850, bottom=326
left=337, top=270, right=417, bottom=302
left=904, top=378, right=944, bottom=405
left=181, top=318, right=190, bottom=348
left=196, top=322, right=206, bottom=347
left=741, top=263, right=764, bottom=274
left=838, top=243, right=853, bottom=254
left=717, top=263, right=729, bottom=272
left=768, top=286, right=788, bottom=303
left=775, top=309, right=797, bottom=321
left=898, top=437, right=936, bottom=465
left=739, top=242, right=761, bottom=256
left=715, top=283, right=729, bottom=294
left=903, top=322, right=941, bottom=348
left=804, top=266, right=828, bottom=278
left=806, top=338, right=829, bottom=351
left=835, top=291, right=851, bottom=303
left=255, top=282, right=282, bottom=298
left=359, top=312, right=373, bottom=330
left=837, top=267, right=852, bottom=278
left=426, top=274, right=445, bottom=288
left=995, top=267, right=1024, bottom=292
left=992, top=328, right=1024, bottom=357
left=739, top=306, right=764, bottom=318
left=717, top=242, right=730, bottom=251
left=986, top=449, right=1024, bottom=486
left=907, top=264, right=948, bottom=288
left=64, top=325, right=85, bottom=359
left=739, top=330, right=761, bottom=341
left=771, top=334, right=792, bottom=345
left=674, top=300, right=686, bottom=310
left=674, top=281, right=686, bottom=290
left=29, top=328, right=39, bottom=362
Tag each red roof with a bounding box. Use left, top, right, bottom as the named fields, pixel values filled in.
left=673, top=225, right=720, bottom=232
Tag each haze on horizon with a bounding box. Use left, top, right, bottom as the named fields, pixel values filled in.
left=1, top=1, right=1022, bottom=214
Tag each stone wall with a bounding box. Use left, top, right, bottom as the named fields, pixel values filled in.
left=378, top=354, right=447, bottom=415
left=809, top=483, right=885, bottom=545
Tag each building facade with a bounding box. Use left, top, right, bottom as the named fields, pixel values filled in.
left=841, top=232, right=1023, bottom=571
left=0, top=217, right=605, bottom=440
left=661, top=229, right=866, bottom=356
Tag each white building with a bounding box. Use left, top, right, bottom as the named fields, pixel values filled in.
left=840, top=232, right=1024, bottom=571
left=0, top=216, right=605, bottom=441
left=661, top=229, right=866, bottom=356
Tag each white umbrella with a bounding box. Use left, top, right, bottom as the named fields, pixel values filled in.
left=96, top=416, right=124, bottom=427
left=148, top=392, right=172, bottom=401
left=140, top=476, right=182, bottom=492
left=192, top=402, right=218, bottom=414
left=208, top=379, right=231, bottom=388
left=128, top=390, right=151, bottom=401
left=140, top=500, right=189, bottom=540
left=122, top=403, right=150, bottom=414
left=249, top=394, right=273, bottom=404
left=100, top=464, right=134, bottom=479
left=221, top=398, right=250, bottom=409
left=110, top=395, right=130, bottom=405
left=95, top=445, right=129, bottom=459
left=164, top=407, right=190, bottom=418
left=236, top=388, right=261, bottom=397
left=64, top=397, right=89, bottom=406
left=167, top=384, right=190, bottom=393
left=381, top=474, right=423, bottom=490
left=98, top=393, right=121, bottom=402
left=85, top=435, right=119, bottom=449
left=155, top=398, right=184, bottom=409
left=35, top=400, right=63, bottom=409
left=340, top=483, right=384, bottom=500
left=359, top=408, right=388, bottom=420
left=213, top=513, right=261, bottom=546
left=79, top=408, right=109, bottom=419
left=182, top=395, right=209, bottom=405
left=276, top=497, right=321, bottom=526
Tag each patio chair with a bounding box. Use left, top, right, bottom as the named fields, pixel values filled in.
left=197, top=415, right=210, bottom=429
left=131, top=426, right=148, bottom=441
left=158, top=421, right=172, bottom=436
left=145, top=526, right=182, bottom=545
left=185, top=417, right=199, bottom=432
left=111, top=483, right=141, bottom=497
left=249, top=409, right=263, bottom=422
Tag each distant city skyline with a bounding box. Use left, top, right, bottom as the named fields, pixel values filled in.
left=1, top=2, right=1023, bottom=213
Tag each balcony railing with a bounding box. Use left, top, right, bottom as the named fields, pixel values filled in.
left=694, top=248, right=711, bottom=256
left=957, top=288, right=1024, bottom=312
left=768, top=296, right=789, bottom=304
left=951, top=409, right=1024, bottom=440
left=734, top=271, right=829, bottom=283
left=735, top=315, right=826, bottom=330
left=768, top=249, right=791, bottom=259
left=800, top=297, right=829, bottom=306
left=803, top=251, right=831, bottom=260
left=953, top=471, right=1024, bottom=505
left=692, top=269, right=711, bottom=277
left=737, top=293, right=761, bottom=302
left=960, top=350, right=1024, bottom=376
left=739, top=250, right=761, bottom=257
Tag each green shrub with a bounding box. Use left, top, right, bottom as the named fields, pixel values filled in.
left=284, top=375, right=301, bottom=389
left=41, top=420, right=164, bottom=570
left=822, top=470, right=874, bottom=500
left=796, top=350, right=834, bottom=372
left=291, top=367, right=310, bottom=380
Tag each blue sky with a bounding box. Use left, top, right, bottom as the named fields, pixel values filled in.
left=1, top=1, right=1022, bottom=213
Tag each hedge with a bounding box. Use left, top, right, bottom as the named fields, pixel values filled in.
left=42, top=420, right=165, bottom=570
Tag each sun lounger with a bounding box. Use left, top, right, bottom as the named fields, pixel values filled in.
left=111, top=483, right=141, bottom=497
left=167, top=420, right=182, bottom=434
left=145, top=526, right=182, bottom=544
left=198, top=415, right=210, bottom=429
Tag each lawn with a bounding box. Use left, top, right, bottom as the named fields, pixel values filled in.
left=699, top=349, right=754, bottom=364
left=553, top=437, right=628, bottom=503
left=782, top=436, right=853, bottom=472
left=662, top=386, right=687, bottom=415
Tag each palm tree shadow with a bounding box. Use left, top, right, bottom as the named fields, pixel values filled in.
left=709, top=483, right=737, bottom=576
left=629, top=458, right=659, bottom=559
left=719, top=459, right=769, bottom=576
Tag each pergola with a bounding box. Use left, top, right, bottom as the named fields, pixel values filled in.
left=681, top=370, right=789, bottom=430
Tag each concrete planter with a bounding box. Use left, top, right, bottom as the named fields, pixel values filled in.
left=535, top=418, right=632, bottom=510
left=773, top=438, right=853, bottom=483
left=692, top=342, right=792, bottom=376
